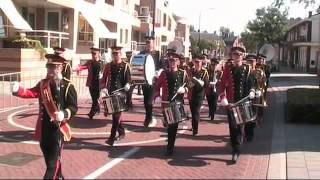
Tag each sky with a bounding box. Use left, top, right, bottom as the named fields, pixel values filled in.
left=169, top=0, right=318, bottom=36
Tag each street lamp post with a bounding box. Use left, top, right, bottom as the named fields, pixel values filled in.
left=197, top=8, right=215, bottom=53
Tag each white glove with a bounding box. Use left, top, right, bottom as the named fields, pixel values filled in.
left=209, top=81, right=216, bottom=86
left=155, top=69, right=163, bottom=78
left=54, top=111, right=64, bottom=122
left=99, top=72, right=103, bottom=79
left=10, top=81, right=20, bottom=93
left=124, top=83, right=131, bottom=92
left=255, top=89, right=262, bottom=97
left=249, top=90, right=255, bottom=99
left=100, top=88, right=108, bottom=97
left=177, top=86, right=185, bottom=94
left=154, top=97, right=161, bottom=104
left=193, top=77, right=204, bottom=87
left=221, top=96, right=229, bottom=106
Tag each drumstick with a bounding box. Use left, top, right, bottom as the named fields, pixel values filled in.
left=111, top=84, right=133, bottom=94
left=170, top=82, right=186, bottom=102
left=231, top=94, right=250, bottom=107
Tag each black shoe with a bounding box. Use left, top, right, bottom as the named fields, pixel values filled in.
left=231, top=152, right=240, bottom=163
left=143, top=119, right=151, bottom=128
left=87, top=113, right=94, bottom=119
left=246, top=136, right=253, bottom=142
left=164, top=149, right=173, bottom=156
left=192, top=130, right=198, bottom=136
left=105, top=138, right=115, bottom=146
left=117, top=134, right=125, bottom=141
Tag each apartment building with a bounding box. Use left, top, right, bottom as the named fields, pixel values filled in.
left=280, top=10, right=320, bottom=73
left=0, top=0, right=190, bottom=73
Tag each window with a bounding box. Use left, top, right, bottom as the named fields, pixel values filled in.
left=0, top=16, right=6, bottom=38
left=47, top=11, right=60, bottom=31
left=161, top=35, right=167, bottom=42
left=78, top=14, right=93, bottom=41
left=105, top=0, right=114, bottom=5
left=155, top=9, right=161, bottom=27
left=168, top=18, right=171, bottom=31
left=120, top=28, right=123, bottom=44
left=140, top=6, right=149, bottom=16
left=163, top=13, right=167, bottom=27
left=21, top=7, right=36, bottom=29
left=125, top=29, right=128, bottom=44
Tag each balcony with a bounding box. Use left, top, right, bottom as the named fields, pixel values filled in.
left=138, top=16, right=153, bottom=24
left=16, top=30, right=69, bottom=49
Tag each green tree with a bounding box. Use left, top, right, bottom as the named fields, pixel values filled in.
left=190, top=25, right=196, bottom=32
left=274, top=0, right=317, bottom=8
left=246, top=6, right=288, bottom=48
left=241, top=30, right=259, bottom=53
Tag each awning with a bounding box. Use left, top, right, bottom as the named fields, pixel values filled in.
left=77, top=1, right=116, bottom=39
left=0, top=0, right=32, bottom=30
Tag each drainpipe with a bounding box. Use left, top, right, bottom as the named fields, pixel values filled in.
left=152, top=0, right=155, bottom=37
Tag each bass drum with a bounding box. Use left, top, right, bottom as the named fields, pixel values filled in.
left=130, top=54, right=156, bottom=85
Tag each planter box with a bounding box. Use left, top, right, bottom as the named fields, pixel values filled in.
left=0, top=48, right=47, bottom=81
left=287, top=88, right=320, bottom=123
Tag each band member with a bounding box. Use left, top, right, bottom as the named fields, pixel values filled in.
left=178, top=54, right=190, bottom=72
left=139, top=36, right=161, bottom=127
left=218, top=46, right=256, bottom=163
left=153, top=52, right=188, bottom=156
left=10, top=54, right=78, bottom=179
left=202, top=53, right=209, bottom=69
left=53, top=47, right=72, bottom=81
left=100, top=46, right=131, bottom=146
left=205, top=58, right=220, bottom=120
left=125, top=50, right=134, bottom=109
left=125, top=51, right=133, bottom=64
left=77, top=47, right=103, bottom=119
left=188, top=55, right=209, bottom=136
left=257, top=54, right=270, bottom=104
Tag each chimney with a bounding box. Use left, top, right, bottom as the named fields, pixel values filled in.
left=309, top=11, right=312, bottom=17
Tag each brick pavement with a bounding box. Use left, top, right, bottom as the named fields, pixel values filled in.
left=0, top=93, right=273, bottom=179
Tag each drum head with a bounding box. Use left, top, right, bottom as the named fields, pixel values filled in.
left=144, top=55, right=156, bottom=85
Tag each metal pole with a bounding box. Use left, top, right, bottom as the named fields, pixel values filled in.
left=198, top=12, right=201, bottom=51
left=152, top=0, right=156, bottom=37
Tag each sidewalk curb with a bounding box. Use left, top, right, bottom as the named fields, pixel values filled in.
left=267, top=87, right=287, bottom=179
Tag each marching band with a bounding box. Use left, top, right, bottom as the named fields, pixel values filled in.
left=9, top=39, right=272, bottom=178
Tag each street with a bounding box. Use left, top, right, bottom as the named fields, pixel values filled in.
left=0, top=67, right=319, bottom=179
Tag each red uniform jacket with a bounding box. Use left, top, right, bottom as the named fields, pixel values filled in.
left=218, top=63, right=254, bottom=103
left=154, top=69, right=188, bottom=107
left=100, top=61, right=131, bottom=92
left=14, top=79, right=78, bottom=142
left=77, top=60, right=102, bottom=88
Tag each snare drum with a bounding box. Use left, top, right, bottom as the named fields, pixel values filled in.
left=229, top=101, right=257, bottom=125
left=130, top=54, right=156, bottom=85
left=162, top=101, right=185, bottom=125
left=102, top=92, right=127, bottom=115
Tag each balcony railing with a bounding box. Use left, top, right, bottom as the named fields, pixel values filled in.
left=137, top=16, right=153, bottom=23
left=19, top=30, right=69, bottom=48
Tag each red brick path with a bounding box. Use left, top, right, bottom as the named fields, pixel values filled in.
left=0, top=97, right=272, bottom=179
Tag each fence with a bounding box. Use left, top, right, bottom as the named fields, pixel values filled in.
left=0, top=71, right=90, bottom=112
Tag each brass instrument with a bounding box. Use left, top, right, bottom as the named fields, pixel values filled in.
left=254, top=67, right=267, bottom=107
left=212, top=69, right=222, bottom=93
